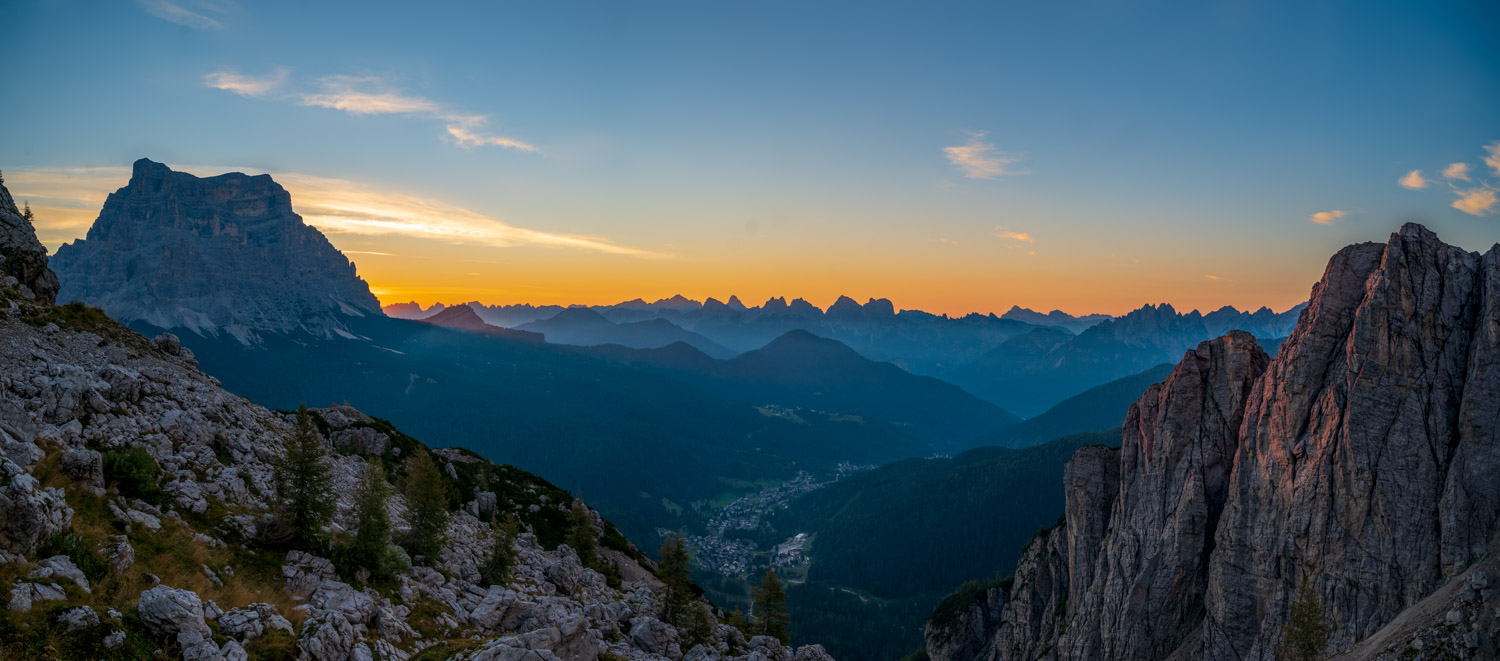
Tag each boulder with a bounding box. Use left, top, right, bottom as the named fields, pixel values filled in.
left=0, top=470, right=73, bottom=556
left=60, top=448, right=104, bottom=491
left=137, top=585, right=211, bottom=637
left=32, top=555, right=91, bottom=593
left=57, top=605, right=100, bottom=631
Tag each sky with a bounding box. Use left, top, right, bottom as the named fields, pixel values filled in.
left=2, top=0, right=1497, bottom=317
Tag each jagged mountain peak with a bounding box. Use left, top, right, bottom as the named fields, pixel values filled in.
left=50, top=160, right=382, bottom=343
left=927, top=222, right=1500, bottom=660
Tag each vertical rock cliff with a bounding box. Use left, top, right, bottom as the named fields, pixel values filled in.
left=0, top=178, right=60, bottom=304
left=928, top=223, right=1500, bottom=661
left=50, top=159, right=382, bottom=342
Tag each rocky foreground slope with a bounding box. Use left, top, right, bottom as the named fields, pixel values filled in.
left=926, top=223, right=1500, bottom=661
left=0, top=182, right=828, bottom=660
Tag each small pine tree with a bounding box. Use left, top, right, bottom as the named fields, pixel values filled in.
left=726, top=606, right=752, bottom=637
left=22, top=202, right=34, bottom=223
left=565, top=500, right=598, bottom=564
left=274, top=405, right=335, bottom=548
left=684, top=602, right=717, bottom=649
left=349, top=460, right=398, bottom=579
left=658, top=534, right=694, bottom=625
left=401, top=450, right=450, bottom=562
left=752, top=568, right=790, bottom=643
left=1277, top=576, right=1331, bottom=661
left=479, top=513, right=520, bottom=586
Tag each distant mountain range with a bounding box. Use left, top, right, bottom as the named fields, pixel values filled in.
left=388, top=296, right=1300, bottom=416
left=943, top=301, right=1303, bottom=415
left=420, top=304, right=544, bottom=343
left=581, top=329, right=1020, bottom=452
left=517, top=307, right=737, bottom=359
left=983, top=363, right=1175, bottom=447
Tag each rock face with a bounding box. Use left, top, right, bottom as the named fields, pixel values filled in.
left=0, top=178, right=60, bottom=304
left=927, top=224, right=1500, bottom=661
left=50, top=159, right=382, bottom=342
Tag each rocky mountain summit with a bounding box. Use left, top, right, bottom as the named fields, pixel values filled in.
left=0, top=179, right=829, bottom=661
left=926, top=223, right=1500, bottom=661
left=50, top=159, right=383, bottom=344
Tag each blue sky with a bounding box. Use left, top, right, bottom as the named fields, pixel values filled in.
left=2, top=0, right=1497, bottom=315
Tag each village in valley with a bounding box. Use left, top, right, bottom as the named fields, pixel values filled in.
left=657, top=461, right=871, bottom=579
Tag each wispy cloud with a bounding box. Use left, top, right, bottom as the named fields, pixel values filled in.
left=944, top=131, right=1028, bottom=179
left=203, top=69, right=287, bottom=98
left=1452, top=187, right=1497, bottom=216
left=1204, top=274, right=1221, bottom=281
left=1310, top=209, right=1350, bottom=225
left=992, top=228, right=1034, bottom=243
left=138, top=0, right=229, bottom=30
left=1443, top=162, right=1471, bottom=182
left=1398, top=170, right=1429, bottom=190
left=265, top=171, right=648, bottom=254
left=204, top=72, right=537, bottom=152
left=300, top=76, right=442, bottom=115
left=1485, top=142, right=1500, bottom=178
left=445, top=122, right=539, bottom=152
left=992, top=225, right=1036, bottom=255
left=3, top=165, right=658, bottom=256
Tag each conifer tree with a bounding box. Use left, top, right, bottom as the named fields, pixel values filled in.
left=22, top=202, right=34, bottom=223
left=658, top=533, right=694, bottom=625
left=565, top=500, right=598, bottom=564
left=1277, top=576, right=1331, bottom=661
left=349, top=459, right=397, bottom=578
left=479, top=513, right=520, bottom=585
left=726, top=606, right=752, bottom=637
left=401, top=450, right=450, bottom=562
left=274, top=405, right=334, bottom=548
left=752, top=568, right=791, bottom=643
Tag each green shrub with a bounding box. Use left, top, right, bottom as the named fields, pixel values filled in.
left=50, top=533, right=110, bottom=583
left=102, top=447, right=167, bottom=505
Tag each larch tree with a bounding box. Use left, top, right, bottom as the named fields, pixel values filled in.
left=753, top=568, right=791, bottom=643
left=401, top=450, right=450, bottom=562
left=273, top=405, right=335, bottom=548
left=1277, top=575, right=1331, bottom=661
left=349, top=459, right=398, bottom=578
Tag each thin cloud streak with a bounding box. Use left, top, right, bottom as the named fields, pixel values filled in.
left=204, top=73, right=537, bottom=152
left=203, top=69, right=287, bottom=98
left=944, top=131, right=1028, bottom=179
left=1485, top=142, right=1500, bottom=178
left=138, top=0, right=229, bottom=30
left=300, top=76, right=442, bottom=115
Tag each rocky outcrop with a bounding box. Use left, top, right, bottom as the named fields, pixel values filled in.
left=929, top=224, right=1500, bottom=661
left=50, top=159, right=383, bottom=342
left=0, top=178, right=60, bottom=304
